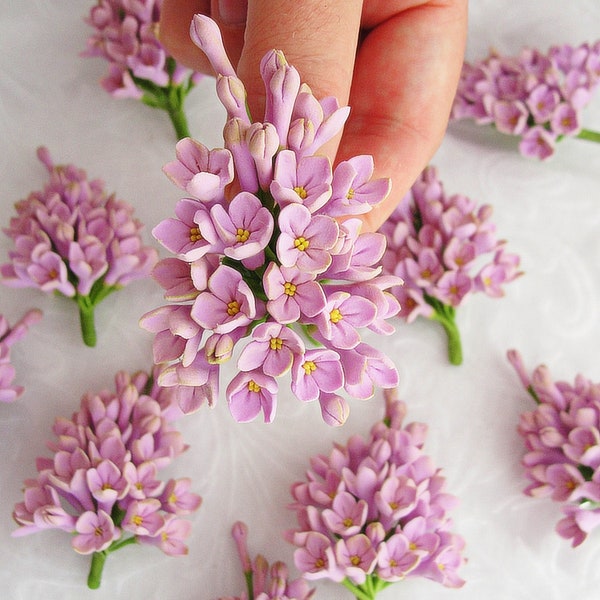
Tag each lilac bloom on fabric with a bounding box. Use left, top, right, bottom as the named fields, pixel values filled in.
left=72, top=510, right=119, bottom=554
left=291, top=348, right=344, bottom=402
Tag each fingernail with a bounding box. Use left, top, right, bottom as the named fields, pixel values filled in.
left=217, top=0, right=248, bottom=26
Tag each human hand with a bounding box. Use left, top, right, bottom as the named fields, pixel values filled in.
left=159, top=0, right=468, bottom=232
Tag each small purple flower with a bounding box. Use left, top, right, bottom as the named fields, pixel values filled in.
left=291, top=348, right=344, bottom=402
left=191, top=265, right=258, bottom=334
left=226, top=369, right=278, bottom=423
left=277, top=204, right=339, bottom=274
left=72, top=510, right=119, bottom=555
left=519, top=126, right=557, bottom=159
left=210, top=192, right=274, bottom=262
left=237, top=321, right=305, bottom=377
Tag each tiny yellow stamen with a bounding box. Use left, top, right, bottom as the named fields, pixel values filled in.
left=346, top=188, right=355, bottom=200
left=168, top=492, right=178, bottom=504
left=350, top=555, right=361, bottom=566
left=314, top=558, right=325, bottom=569
left=330, top=308, right=343, bottom=324
left=236, top=227, right=250, bottom=243
left=189, top=226, right=202, bottom=242
left=294, top=186, right=308, bottom=199
left=132, top=515, right=144, bottom=527
left=270, top=337, right=283, bottom=351
left=294, top=236, right=310, bottom=251
left=302, top=360, right=317, bottom=375
left=248, top=380, right=261, bottom=393
left=101, top=483, right=113, bottom=491
left=94, top=526, right=104, bottom=537
left=227, top=300, right=240, bottom=316
left=284, top=281, right=297, bottom=296
left=342, top=517, right=354, bottom=528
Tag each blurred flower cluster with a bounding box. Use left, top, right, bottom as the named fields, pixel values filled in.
left=509, top=350, right=600, bottom=547
left=12, top=367, right=201, bottom=588
left=451, top=41, right=600, bottom=158
left=1, top=148, right=157, bottom=346
left=379, top=166, right=521, bottom=364
left=141, top=16, right=401, bottom=425
left=83, top=0, right=202, bottom=138
left=218, top=521, right=314, bottom=600
left=286, top=389, right=466, bottom=599
left=0, top=309, right=42, bottom=402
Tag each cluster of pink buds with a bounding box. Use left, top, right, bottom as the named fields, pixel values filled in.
left=83, top=0, right=202, bottom=138
left=509, top=350, right=600, bottom=547
left=12, top=367, right=201, bottom=589
left=1, top=148, right=157, bottom=346
left=451, top=41, right=600, bottom=158
left=0, top=309, right=42, bottom=402
left=218, top=521, right=314, bottom=600
left=379, top=166, right=521, bottom=365
left=286, top=388, right=466, bottom=599
left=141, top=16, right=401, bottom=425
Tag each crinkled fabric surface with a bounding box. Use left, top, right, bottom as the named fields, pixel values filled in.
left=1, top=1, right=600, bottom=598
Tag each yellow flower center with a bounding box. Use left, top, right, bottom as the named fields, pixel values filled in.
left=350, top=555, right=361, bottom=566
left=302, top=360, right=317, bottom=375
left=284, top=281, right=297, bottom=296
left=409, top=542, right=417, bottom=551
left=389, top=558, right=398, bottom=567
left=420, top=268, right=431, bottom=279
left=189, top=227, right=202, bottom=242
left=248, top=380, right=261, bottom=393
left=294, top=185, right=308, bottom=199
left=236, top=227, right=250, bottom=243
left=168, top=492, right=178, bottom=504
left=294, top=236, right=310, bottom=251
left=94, top=526, right=104, bottom=537
left=132, top=515, right=144, bottom=527
left=342, top=517, right=354, bottom=528
left=314, top=558, right=325, bottom=569
left=330, top=308, right=343, bottom=324
left=270, top=337, right=283, bottom=351
left=227, top=300, right=240, bottom=316
left=346, top=188, right=355, bottom=200
left=101, top=483, right=113, bottom=491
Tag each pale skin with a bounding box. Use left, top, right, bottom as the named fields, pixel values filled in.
left=159, top=0, right=468, bottom=232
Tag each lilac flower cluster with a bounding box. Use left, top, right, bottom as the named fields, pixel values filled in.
left=141, top=16, right=400, bottom=425
left=509, top=350, right=600, bottom=548
left=379, top=166, right=521, bottom=365
left=0, top=309, right=42, bottom=402
left=83, top=0, right=202, bottom=138
left=218, top=521, right=314, bottom=600
left=12, top=367, right=201, bottom=589
left=286, top=389, right=466, bottom=599
left=1, top=147, right=157, bottom=347
left=451, top=41, right=600, bottom=159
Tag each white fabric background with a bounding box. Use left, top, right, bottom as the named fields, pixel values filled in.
left=1, top=1, right=600, bottom=598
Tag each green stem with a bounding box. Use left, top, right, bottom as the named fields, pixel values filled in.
left=76, top=295, right=97, bottom=347
left=341, top=578, right=375, bottom=600
left=576, top=129, right=600, bottom=143
left=430, top=308, right=463, bottom=365
left=87, top=551, right=107, bottom=590
left=166, top=101, right=191, bottom=139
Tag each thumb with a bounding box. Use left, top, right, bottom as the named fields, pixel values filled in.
left=235, top=0, right=362, bottom=157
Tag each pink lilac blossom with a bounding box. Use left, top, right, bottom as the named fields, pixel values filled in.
left=140, top=15, right=402, bottom=425
left=83, top=0, right=202, bottom=139
left=12, top=367, right=201, bottom=589
left=451, top=41, right=600, bottom=158
left=1, top=148, right=157, bottom=347
left=286, top=388, right=466, bottom=599
left=508, top=349, right=600, bottom=547
left=0, top=309, right=42, bottom=402
left=217, top=521, right=315, bottom=600
left=379, top=166, right=521, bottom=365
